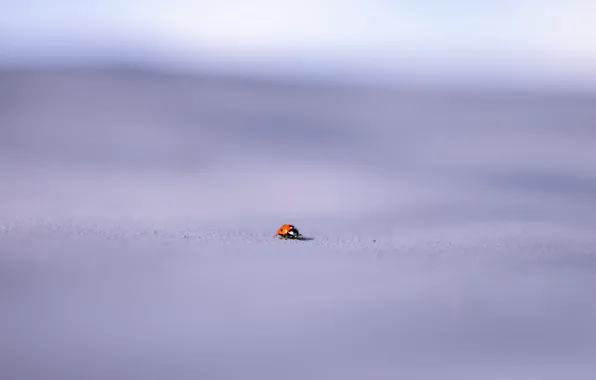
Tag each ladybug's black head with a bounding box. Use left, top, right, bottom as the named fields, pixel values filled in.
left=287, top=226, right=300, bottom=238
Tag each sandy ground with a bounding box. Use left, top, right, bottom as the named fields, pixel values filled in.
left=1, top=68, right=596, bottom=379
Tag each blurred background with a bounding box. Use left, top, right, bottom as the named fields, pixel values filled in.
left=2, top=4, right=596, bottom=380
left=1, top=0, right=596, bottom=225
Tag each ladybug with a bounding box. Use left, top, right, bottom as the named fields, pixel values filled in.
left=275, top=224, right=302, bottom=239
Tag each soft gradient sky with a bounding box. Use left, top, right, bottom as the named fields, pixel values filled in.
left=2, top=0, right=596, bottom=85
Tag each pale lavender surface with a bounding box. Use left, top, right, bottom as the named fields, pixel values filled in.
left=1, top=68, right=596, bottom=380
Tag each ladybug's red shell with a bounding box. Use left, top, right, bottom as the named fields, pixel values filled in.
left=277, top=224, right=293, bottom=235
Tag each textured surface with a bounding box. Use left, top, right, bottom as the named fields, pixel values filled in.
left=1, top=68, right=596, bottom=380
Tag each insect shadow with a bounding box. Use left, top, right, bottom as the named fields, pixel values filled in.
left=275, top=236, right=315, bottom=241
